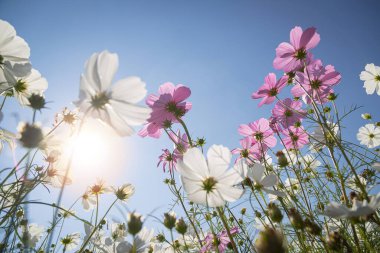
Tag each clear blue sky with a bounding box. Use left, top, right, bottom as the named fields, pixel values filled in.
left=1, top=0, right=380, bottom=239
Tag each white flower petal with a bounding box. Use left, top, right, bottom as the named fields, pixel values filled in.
left=261, top=174, right=278, bottom=187
left=111, top=76, right=147, bottom=104
left=96, top=51, right=118, bottom=91
left=207, top=144, right=231, bottom=177
left=250, top=163, right=265, bottom=183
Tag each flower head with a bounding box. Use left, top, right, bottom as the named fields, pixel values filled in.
left=21, top=223, right=45, bottom=248
left=273, top=26, right=320, bottom=72
left=114, top=183, right=135, bottom=201
left=282, top=126, right=309, bottom=149
left=240, top=163, right=285, bottom=197
left=232, top=137, right=262, bottom=165
left=292, top=60, right=341, bottom=104
left=357, top=123, right=380, bottom=148
left=81, top=190, right=96, bottom=211
left=238, top=118, right=277, bottom=150
left=61, top=232, right=81, bottom=251
left=139, top=82, right=192, bottom=138
left=252, top=73, right=287, bottom=107
left=75, top=50, right=151, bottom=136
left=201, top=227, right=239, bottom=253
left=360, top=63, right=380, bottom=95
left=88, top=179, right=112, bottom=195
left=158, top=149, right=178, bottom=172
left=177, top=145, right=244, bottom=207
left=2, top=69, right=48, bottom=106
left=310, top=121, right=339, bottom=151
left=271, top=98, right=306, bottom=128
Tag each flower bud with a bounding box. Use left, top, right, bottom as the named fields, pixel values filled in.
left=289, top=208, right=304, bottom=230
left=156, top=233, right=165, bottom=242
left=361, top=113, right=372, bottom=120
left=255, top=228, right=286, bottom=253
left=326, top=231, right=343, bottom=251
left=175, top=218, right=187, bottom=235
left=267, top=203, right=283, bottom=223
left=327, top=93, right=337, bottom=101
left=304, top=218, right=321, bottom=236
left=196, top=137, right=206, bottom=147
left=28, top=94, right=46, bottom=111
left=241, top=208, right=246, bottom=215
left=114, top=184, right=135, bottom=201
left=163, top=212, right=176, bottom=230
left=18, top=123, right=44, bottom=148
left=127, top=212, right=142, bottom=236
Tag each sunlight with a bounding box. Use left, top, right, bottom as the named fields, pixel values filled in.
left=63, top=119, right=126, bottom=183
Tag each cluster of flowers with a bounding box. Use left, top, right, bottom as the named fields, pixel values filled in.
left=1, top=17, right=380, bottom=253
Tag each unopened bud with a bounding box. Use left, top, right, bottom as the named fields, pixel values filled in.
left=304, top=218, right=322, bottom=236
left=326, top=231, right=343, bottom=251
left=28, top=94, right=46, bottom=111
left=361, top=113, right=372, bottom=120
left=19, top=123, right=44, bottom=148
left=163, top=212, right=176, bottom=230
left=175, top=218, right=187, bottom=235
left=127, top=212, right=142, bottom=236
left=255, top=228, right=286, bottom=253
left=267, top=203, right=283, bottom=223
left=289, top=208, right=304, bottom=230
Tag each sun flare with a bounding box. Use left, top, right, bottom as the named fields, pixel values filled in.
left=63, top=120, right=125, bottom=183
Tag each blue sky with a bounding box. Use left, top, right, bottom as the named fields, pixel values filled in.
left=1, top=0, right=380, bottom=240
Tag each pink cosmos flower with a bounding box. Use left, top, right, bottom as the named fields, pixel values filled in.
left=272, top=98, right=306, bottom=128
left=238, top=118, right=277, bottom=150
left=138, top=82, right=192, bottom=138
left=201, top=227, right=239, bottom=253
left=273, top=26, right=320, bottom=72
left=292, top=59, right=341, bottom=104
left=282, top=126, right=309, bottom=149
left=232, top=137, right=262, bottom=165
left=157, top=149, right=178, bottom=172
left=169, top=130, right=190, bottom=159
left=252, top=73, right=287, bottom=107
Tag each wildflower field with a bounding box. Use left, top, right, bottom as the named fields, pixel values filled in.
left=1, top=1, right=380, bottom=253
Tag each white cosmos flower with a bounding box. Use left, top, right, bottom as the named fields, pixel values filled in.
left=0, top=19, right=31, bottom=92
left=20, top=223, right=45, bottom=248
left=81, top=190, right=97, bottom=211
left=324, top=193, right=380, bottom=218
left=75, top=50, right=151, bottom=136
left=111, top=223, right=127, bottom=242
left=44, top=163, right=72, bottom=188
left=116, top=227, right=154, bottom=253
left=310, top=121, right=339, bottom=152
left=360, top=63, right=380, bottom=95
left=240, top=163, right=285, bottom=197
left=284, top=178, right=300, bottom=194
left=177, top=145, right=244, bottom=207
left=1, top=68, right=47, bottom=106
left=357, top=124, right=380, bottom=148
left=301, top=154, right=321, bottom=171
left=61, top=232, right=81, bottom=251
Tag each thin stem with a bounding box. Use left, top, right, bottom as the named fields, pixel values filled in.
left=216, top=207, right=239, bottom=253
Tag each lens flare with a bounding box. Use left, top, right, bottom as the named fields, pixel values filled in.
left=63, top=120, right=125, bottom=183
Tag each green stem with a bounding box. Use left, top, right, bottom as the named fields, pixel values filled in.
left=216, top=207, right=239, bottom=253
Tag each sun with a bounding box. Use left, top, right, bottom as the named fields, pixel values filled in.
left=63, top=119, right=125, bottom=183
